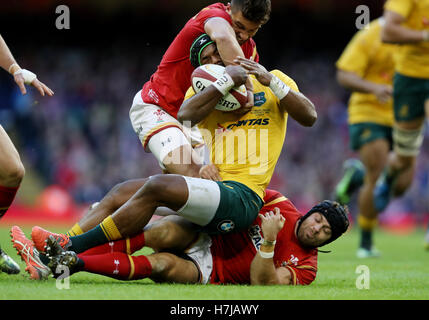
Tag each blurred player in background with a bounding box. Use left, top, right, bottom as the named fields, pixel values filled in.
left=43, top=190, right=349, bottom=286
left=333, top=18, right=409, bottom=258
left=373, top=0, right=429, bottom=250
left=128, top=0, right=270, bottom=180
left=0, top=34, right=53, bottom=274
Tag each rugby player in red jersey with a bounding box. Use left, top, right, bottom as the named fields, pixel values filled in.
left=43, top=189, right=349, bottom=286
left=129, top=0, right=271, bottom=178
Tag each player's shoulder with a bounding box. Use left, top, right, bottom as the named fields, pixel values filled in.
left=263, top=189, right=301, bottom=217
left=269, top=70, right=299, bottom=92
left=194, top=2, right=230, bottom=21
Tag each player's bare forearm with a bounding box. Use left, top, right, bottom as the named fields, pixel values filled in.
left=204, top=17, right=245, bottom=66
left=0, top=35, right=17, bottom=73
left=250, top=255, right=292, bottom=285
left=250, top=254, right=281, bottom=285
left=177, top=86, right=223, bottom=126
left=280, top=90, right=317, bottom=127
left=337, top=69, right=392, bottom=103
left=337, top=69, right=378, bottom=93
left=382, top=11, right=427, bottom=43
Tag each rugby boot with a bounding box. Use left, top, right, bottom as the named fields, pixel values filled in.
left=334, top=158, right=365, bottom=205
left=31, top=226, right=71, bottom=254
left=10, top=226, right=50, bottom=280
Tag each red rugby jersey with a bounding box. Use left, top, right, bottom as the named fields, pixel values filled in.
left=141, top=3, right=259, bottom=119
left=209, top=189, right=318, bottom=285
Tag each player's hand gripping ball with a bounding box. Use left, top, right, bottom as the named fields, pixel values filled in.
left=191, top=64, right=247, bottom=111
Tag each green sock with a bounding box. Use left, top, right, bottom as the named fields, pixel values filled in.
left=69, top=225, right=109, bottom=254
left=360, top=230, right=373, bottom=250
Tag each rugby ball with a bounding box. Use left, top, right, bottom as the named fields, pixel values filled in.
left=191, top=64, right=247, bottom=111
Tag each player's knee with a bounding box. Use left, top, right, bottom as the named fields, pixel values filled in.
left=0, top=160, right=25, bottom=186
left=147, top=220, right=178, bottom=249
left=139, top=174, right=172, bottom=200
left=151, top=253, right=176, bottom=276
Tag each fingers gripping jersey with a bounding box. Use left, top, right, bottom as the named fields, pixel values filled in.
left=210, top=189, right=318, bottom=285
left=141, top=3, right=259, bottom=119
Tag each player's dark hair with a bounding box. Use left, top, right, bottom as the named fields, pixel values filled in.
left=230, top=0, right=271, bottom=25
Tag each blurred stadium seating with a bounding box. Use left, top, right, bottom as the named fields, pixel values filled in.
left=0, top=0, right=427, bottom=230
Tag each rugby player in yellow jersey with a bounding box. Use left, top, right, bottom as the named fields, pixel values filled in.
left=27, top=35, right=317, bottom=257
left=333, top=18, right=412, bottom=258
left=374, top=0, right=429, bottom=250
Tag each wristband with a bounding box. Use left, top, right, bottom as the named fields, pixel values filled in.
left=262, top=239, right=276, bottom=246
left=269, top=75, right=290, bottom=100
left=259, top=250, right=274, bottom=259
left=8, top=63, right=20, bottom=74
left=212, top=73, right=235, bottom=96
left=423, top=30, right=429, bottom=41
left=14, top=69, right=37, bottom=84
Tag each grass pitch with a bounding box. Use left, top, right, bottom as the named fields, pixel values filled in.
left=0, top=224, right=428, bottom=300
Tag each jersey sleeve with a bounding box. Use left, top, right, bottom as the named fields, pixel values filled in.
left=286, top=264, right=317, bottom=285
left=336, top=29, right=370, bottom=77
left=184, top=86, right=196, bottom=101
left=270, top=70, right=299, bottom=93
left=384, top=0, right=413, bottom=18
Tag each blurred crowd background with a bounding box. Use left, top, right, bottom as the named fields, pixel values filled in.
left=0, top=0, right=428, bottom=226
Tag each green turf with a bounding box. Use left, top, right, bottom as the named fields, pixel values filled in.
left=0, top=225, right=428, bottom=300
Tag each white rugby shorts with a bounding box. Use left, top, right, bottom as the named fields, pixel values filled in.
left=185, top=233, right=213, bottom=284
left=129, top=90, right=207, bottom=167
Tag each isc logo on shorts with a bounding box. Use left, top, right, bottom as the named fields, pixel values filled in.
left=217, top=220, right=235, bottom=233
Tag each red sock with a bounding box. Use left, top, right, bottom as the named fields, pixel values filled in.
left=0, top=185, right=19, bottom=218
left=78, top=252, right=152, bottom=280
left=79, top=232, right=145, bottom=256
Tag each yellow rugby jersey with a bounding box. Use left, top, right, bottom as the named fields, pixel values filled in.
left=385, top=0, right=429, bottom=78
left=184, top=70, right=298, bottom=200
left=336, top=18, right=396, bottom=126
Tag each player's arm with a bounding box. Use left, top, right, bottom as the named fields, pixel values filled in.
left=336, top=69, right=392, bottom=103
left=205, top=17, right=245, bottom=66
left=382, top=10, right=429, bottom=43
left=0, top=34, right=54, bottom=96
left=177, top=65, right=247, bottom=126
left=235, top=57, right=317, bottom=127
left=205, top=18, right=254, bottom=110
left=250, top=207, right=292, bottom=285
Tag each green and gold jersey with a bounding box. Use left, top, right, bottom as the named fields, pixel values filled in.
left=336, top=18, right=396, bottom=126
left=385, top=0, right=429, bottom=78
left=184, top=70, right=298, bottom=200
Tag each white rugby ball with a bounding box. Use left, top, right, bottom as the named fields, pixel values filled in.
left=191, top=64, right=247, bottom=111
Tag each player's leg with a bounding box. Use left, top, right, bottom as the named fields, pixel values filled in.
left=50, top=249, right=200, bottom=283
left=79, top=216, right=198, bottom=256
left=67, top=178, right=149, bottom=236
left=0, top=125, right=24, bottom=274
left=0, top=125, right=25, bottom=217
left=39, top=175, right=198, bottom=254
left=46, top=233, right=201, bottom=283
left=334, top=123, right=368, bottom=205
left=373, top=74, right=427, bottom=212
left=373, top=118, right=424, bottom=212
left=356, top=138, right=390, bottom=258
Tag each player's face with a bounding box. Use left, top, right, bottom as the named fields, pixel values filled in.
left=297, top=212, right=332, bottom=248
left=227, top=5, right=261, bottom=45
left=200, top=44, right=224, bottom=66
